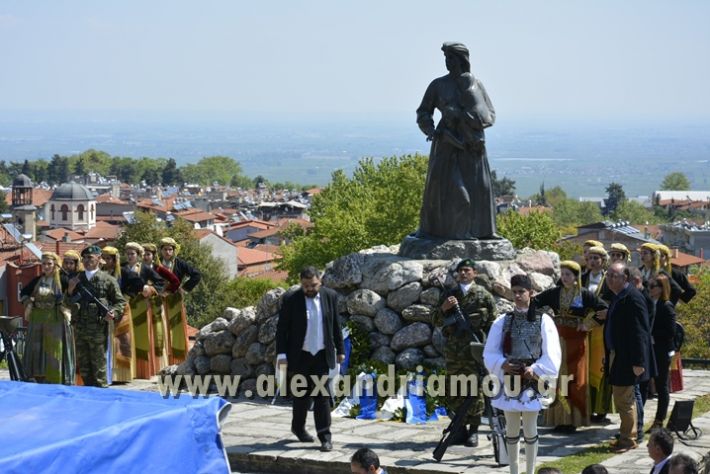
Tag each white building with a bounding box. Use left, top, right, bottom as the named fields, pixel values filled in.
left=45, top=182, right=97, bottom=231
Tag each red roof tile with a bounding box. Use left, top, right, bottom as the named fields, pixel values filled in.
left=238, top=247, right=277, bottom=266
left=672, top=252, right=706, bottom=268
left=41, top=228, right=85, bottom=242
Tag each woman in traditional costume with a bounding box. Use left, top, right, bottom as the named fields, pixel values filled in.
left=533, top=261, right=608, bottom=431
left=656, top=244, right=695, bottom=393
left=609, top=243, right=631, bottom=266
left=101, top=246, right=135, bottom=383
left=142, top=243, right=180, bottom=371
left=121, top=242, right=166, bottom=379
left=582, top=246, right=614, bottom=422
left=21, top=252, right=75, bottom=384
left=158, top=237, right=201, bottom=364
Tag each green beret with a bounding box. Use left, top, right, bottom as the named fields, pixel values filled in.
left=456, top=258, right=476, bottom=271
left=81, top=245, right=102, bottom=256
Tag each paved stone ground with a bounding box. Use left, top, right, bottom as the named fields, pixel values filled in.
left=3, top=368, right=710, bottom=473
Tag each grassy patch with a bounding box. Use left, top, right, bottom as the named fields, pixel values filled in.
left=0, top=359, right=7, bottom=369
left=537, top=441, right=617, bottom=473
left=538, top=394, right=710, bottom=472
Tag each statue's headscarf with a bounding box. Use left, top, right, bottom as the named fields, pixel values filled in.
left=441, top=42, right=471, bottom=73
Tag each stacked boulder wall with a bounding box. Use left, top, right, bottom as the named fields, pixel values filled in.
left=164, top=244, right=559, bottom=393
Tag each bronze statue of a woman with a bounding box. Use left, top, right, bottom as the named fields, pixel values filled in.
left=416, top=42, right=497, bottom=240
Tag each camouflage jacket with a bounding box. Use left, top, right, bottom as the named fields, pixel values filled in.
left=66, top=270, right=127, bottom=324
left=432, top=282, right=496, bottom=346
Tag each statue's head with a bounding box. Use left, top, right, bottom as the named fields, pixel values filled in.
left=442, top=42, right=471, bottom=74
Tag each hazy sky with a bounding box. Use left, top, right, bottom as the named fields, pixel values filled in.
left=2, top=0, right=709, bottom=122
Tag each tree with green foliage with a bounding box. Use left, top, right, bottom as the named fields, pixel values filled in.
left=280, top=154, right=428, bottom=279
left=491, top=169, right=516, bottom=197
left=181, top=156, right=249, bottom=186
left=161, top=158, right=180, bottom=185
left=660, top=172, right=691, bottom=191
left=612, top=200, right=661, bottom=224
left=676, top=267, right=710, bottom=358
left=115, top=211, right=230, bottom=327
left=496, top=210, right=561, bottom=250
left=48, top=154, right=71, bottom=184
left=604, top=182, right=626, bottom=216
left=552, top=198, right=603, bottom=228
left=0, top=191, right=9, bottom=213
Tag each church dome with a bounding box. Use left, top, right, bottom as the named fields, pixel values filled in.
left=12, top=173, right=33, bottom=188
left=51, top=182, right=95, bottom=201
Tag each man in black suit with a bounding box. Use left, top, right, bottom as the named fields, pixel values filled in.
left=648, top=428, right=673, bottom=474
left=604, top=262, right=651, bottom=452
left=276, top=266, right=345, bottom=452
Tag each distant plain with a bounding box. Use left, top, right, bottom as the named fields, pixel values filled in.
left=0, top=113, right=708, bottom=198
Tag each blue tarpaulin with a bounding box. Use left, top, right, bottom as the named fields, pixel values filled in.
left=0, top=381, right=231, bottom=474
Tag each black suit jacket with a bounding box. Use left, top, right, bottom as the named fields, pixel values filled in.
left=164, top=257, right=202, bottom=292
left=652, top=300, right=677, bottom=356
left=604, top=285, right=651, bottom=386
left=671, top=268, right=696, bottom=305
left=119, top=263, right=165, bottom=297
left=276, top=286, right=344, bottom=371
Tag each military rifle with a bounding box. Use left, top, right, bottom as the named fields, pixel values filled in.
left=432, top=273, right=487, bottom=462
left=61, top=267, right=111, bottom=324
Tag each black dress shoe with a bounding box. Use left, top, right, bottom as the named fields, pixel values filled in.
left=291, top=429, right=314, bottom=443
left=320, top=440, right=333, bottom=452
left=464, top=431, right=479, bottom=448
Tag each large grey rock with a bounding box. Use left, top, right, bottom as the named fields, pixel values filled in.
left=362, top=260, right=424, bottom=295
left=432, top=327, right=445, bottom=354
left=423, top=344, right=440, bottom=358
left=232, top=325, right=258, bottom=358
left=255, top=363, right=275, bottom=377
left=197, top=317, right=229, bottom=340
left=423, top=357, right=446, bottom=370
left=529, top=272, right=555, bottom=292
left=258, top=315, right=279, bottom=344
left=323, top=253, right=365, bottom=289
left=256, top=288, right=285, bottom=322
left=189, top=340, right=206, bottom=357
left=390, top=322, right=432, bottom=351
left=230, top=358, right=255, bottom=378
left=369, top=331, right=391, bottom=349
left=176, top=359, right=196, bottom=376
left=245, top=342, right=266, bottom=365
left=203, top=330, right=236, bottom=356
left=401, top=304, right=434, bottom=323
left=496, top=262, right=525, bottom=300
left=228, top=307, right=257, bottom=336
left=373, top=308, right=403, bottom=335
left=194, top=356, right=211, bottom=375
left=265, top=341, right=277, bottom=362
left=210, top=354, right=232, bottom=374
left=371, top=346, right=396, bottom=365
left=387, top=282, right=422, bottom=312
left=346, top=289, right=384, bottom=317
left=419, top=287, right=441, bottom=306
left=239, top=378, right=257, bottom=397
left=350, top=314, right=375, bottom=333
left=222, top=307, right=240, bottom=321
left=395, top=348, right=424, bottom=370
left=474, top=261, right=502, bottom=285
left=399, top=236, right=516, bottom=261
left=515, top=248, right=557, bottom=276
left=494, top=296, right=515, bottom=316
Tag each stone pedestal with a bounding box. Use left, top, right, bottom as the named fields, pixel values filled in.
left=398, top=234, right=516, bottom=261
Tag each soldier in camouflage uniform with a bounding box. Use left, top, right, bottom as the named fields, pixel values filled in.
left=67, top=245, right=126, bottom=387
left=432, top=258, right=496, bottom=447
